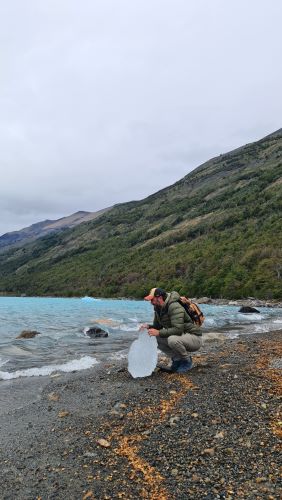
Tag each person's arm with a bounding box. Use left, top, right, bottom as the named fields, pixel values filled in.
left=139, top=312, right=161, bottom=331
left=159, top=303, right=185, bottom=338
left=147, top=312, right=163, bottom=336
left=151, top=313, right=162, bottom=330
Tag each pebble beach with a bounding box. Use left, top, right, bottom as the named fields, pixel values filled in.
left=0, top=329, right=281, bottom=499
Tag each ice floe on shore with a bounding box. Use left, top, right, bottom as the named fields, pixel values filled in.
left=0, top=355, right=98, bottom=380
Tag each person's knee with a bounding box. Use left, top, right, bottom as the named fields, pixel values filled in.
left=167, top=335, right=179, bottom=348
left=184, top=335, right=202, bottom=352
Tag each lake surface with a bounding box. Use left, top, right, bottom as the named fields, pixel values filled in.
left=0, top=296, right=281, bottom=380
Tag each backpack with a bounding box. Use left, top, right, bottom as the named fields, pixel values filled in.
left=178, top=296, right=205, bottom=326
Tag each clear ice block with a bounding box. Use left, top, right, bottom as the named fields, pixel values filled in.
left=128, top=330, right=158, bottom=378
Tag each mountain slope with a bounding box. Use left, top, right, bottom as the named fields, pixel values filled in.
left=0, top=208, right=111, bottom=252
left=0, top=129, right=281, bottom=299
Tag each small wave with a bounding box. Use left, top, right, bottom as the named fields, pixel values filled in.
left=253, top=323, right=274, bottom=333
left=238, top=313, right=264, bottom=321
left=115, top=323, right=140, bottom=332
left=226, top=332, right=240, bottom=339
left=0, top=356, right=99, bottom=380
left=0, top=357, right=9, bottom=368
left=203, top=318, right=217, bottom=327
left=123, top=326, right=139, bottom=332
left=108, top=351, right=128, bottom=361
left=273, top=319, right=282, bottom=324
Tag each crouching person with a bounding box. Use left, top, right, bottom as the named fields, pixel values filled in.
left=140, top=287, right=202, bottom=373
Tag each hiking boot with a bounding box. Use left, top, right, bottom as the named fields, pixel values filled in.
left=170, top=359, right=181, bottom=372
left=157, top=359, right=181, bottom=373
left=175, top=357, right=193, bottom=373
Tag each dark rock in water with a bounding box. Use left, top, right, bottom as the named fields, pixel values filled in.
left=238, top=306, right=260, bottom=314
left=85, top=327, right=108, bottom=338
left=16, top=330, right=41, bottom=339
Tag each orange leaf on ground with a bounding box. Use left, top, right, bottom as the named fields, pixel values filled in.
left=82, top=491, right=95, bottom=499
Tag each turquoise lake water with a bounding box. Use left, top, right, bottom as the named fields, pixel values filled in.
left=0, top=296, right=281, bottom=379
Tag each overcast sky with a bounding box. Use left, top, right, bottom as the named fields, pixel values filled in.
left=0, top=0, right=281, bottom=235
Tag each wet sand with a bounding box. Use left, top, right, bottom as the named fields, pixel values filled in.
left=0, top=330, right=281, bottom=499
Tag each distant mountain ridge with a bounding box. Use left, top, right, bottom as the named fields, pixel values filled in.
left=0, top=129, right=281, bottom=299
left=0, top=208, right=111, bottom=252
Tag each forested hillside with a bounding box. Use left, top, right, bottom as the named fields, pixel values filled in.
left=0, top=129, right=281, bottom=299
left=0, top=209, right=110, bottom=252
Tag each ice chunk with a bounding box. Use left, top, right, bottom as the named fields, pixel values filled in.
left=128, top=330, right=158, bottom=378
left=81, top=296, right=101, bottom=302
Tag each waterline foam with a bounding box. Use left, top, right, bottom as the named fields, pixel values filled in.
left=0, top=356, right=99, bottom=380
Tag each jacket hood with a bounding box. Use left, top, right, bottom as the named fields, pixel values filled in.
left=165, top=291, right=180, bottom=306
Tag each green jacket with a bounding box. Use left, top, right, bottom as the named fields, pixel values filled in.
left=150, top=291, right=202, bottom=338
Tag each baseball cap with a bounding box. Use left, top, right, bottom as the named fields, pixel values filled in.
left=144, top=287, right=165, bottom=301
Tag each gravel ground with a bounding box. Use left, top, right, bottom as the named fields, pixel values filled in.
left=0, top=330, right=281, bottom=500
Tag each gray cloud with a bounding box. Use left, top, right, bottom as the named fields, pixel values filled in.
left=0, top=0, right=281, bottom=235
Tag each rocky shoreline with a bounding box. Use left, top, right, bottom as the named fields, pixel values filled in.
left=194, top=297, right=282, bottom=309
left=0, top=329, right=281, bottom=499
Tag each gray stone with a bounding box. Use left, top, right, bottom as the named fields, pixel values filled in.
left=84, top=327, right=108, bottom=338
left=16, top=330, right=41, bottom=339
left=238, top=306, right=260, bottom=314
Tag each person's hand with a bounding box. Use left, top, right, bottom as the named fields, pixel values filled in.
left=148, top=328, right=160, bottom=337
left=139, top=323, right=149, bottom=331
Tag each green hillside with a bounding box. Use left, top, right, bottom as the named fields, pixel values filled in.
left=1, top=129, right=282, bottom=299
